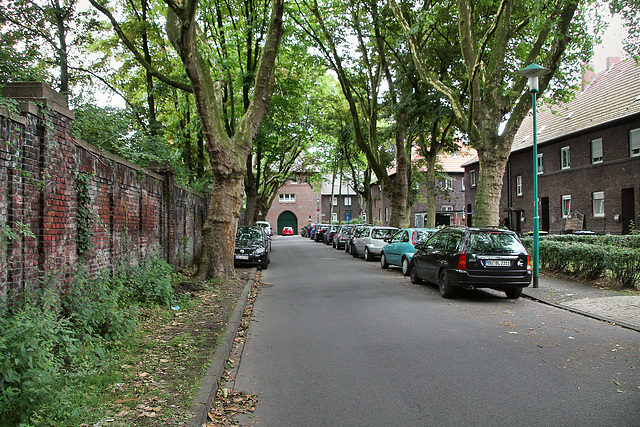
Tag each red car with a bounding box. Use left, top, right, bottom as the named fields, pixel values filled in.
left=282, top=226, right=294, bottom=236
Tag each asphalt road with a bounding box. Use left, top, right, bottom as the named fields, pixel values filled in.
left=233, top=235, right=639, bottom=426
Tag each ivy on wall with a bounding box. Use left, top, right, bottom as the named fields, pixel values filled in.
left=76, top=172, right=95, bottom=255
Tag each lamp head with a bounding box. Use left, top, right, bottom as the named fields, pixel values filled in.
left=518, top=63, right=551, bottom=92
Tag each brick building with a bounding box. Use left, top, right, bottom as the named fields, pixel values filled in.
left=464, top=58, right=640, bottom=235
left=369, top=146, right=477, bottom=228
left=264, top=172, right=319, bottom=235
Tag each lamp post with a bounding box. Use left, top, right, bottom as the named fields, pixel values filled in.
left=518, top=63, right=551, bottom=288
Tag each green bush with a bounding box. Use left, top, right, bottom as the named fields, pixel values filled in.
left=0, top=254, right=180, bottom=426
left=0, top=291, right=75, bottom=426
left=522, top=234, right=640, bottom=289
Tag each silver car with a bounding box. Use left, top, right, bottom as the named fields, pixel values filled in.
left=351, top=226, right=398, bottom=261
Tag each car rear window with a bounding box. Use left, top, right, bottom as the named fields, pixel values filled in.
left=468, top=231, right=525, bottom=253
left=372, top=228, right=394, bottom=239
left=237, top=228, right=263, bottom=241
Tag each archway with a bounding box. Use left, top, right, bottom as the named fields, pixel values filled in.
left=277, top=211, right=298, bottom=235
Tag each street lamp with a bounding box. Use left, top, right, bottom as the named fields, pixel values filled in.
left=518, top=63, right=551, bottom=288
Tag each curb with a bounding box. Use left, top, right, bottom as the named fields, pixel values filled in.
left=523, top=292, right=640, bottom=333
left=184, top=268, right=258, bottom=427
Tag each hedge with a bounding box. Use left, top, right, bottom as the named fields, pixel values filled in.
left=521, top=235, right=640, bottom=289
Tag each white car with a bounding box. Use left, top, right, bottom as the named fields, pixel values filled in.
left=351, top=226, right=398, bottom=261
left=256, top=220, right=273, bottom=236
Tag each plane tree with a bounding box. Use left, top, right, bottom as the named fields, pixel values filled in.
left=390, top=0, right=598, bottom=226
left=293, top=0, right=412, bottom=228
left=90, top=0, right=285, bottom=279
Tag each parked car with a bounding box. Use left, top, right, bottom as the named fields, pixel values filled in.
left=234, top=226, right=271, bottom=269
left=282, top=226, right=294, bottom=236
left=315, top=224, right=330, bottom=242
left=409, top=226, right=531, bottom=299
left=351, top=226, right=398, bottom=261
left=300, top=224, right=313, bottom=237
left=256, top=220, right=273, bottom=237
left=333, top=225, right=354, bottom=249
left=309, top=223, right=320, bottom=239
left=380, top=228, right=437, bottom=276
left=344, top=224, right=370, bottom=254
left=323, top=224, right=339, bottom=244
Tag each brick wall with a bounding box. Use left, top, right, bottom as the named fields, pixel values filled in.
left=0, top=82, right=206, bottom=307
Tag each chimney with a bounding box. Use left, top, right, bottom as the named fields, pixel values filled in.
left=606, top=56, right=621, bottom=71
left=581, top=65, right=596, bottom=92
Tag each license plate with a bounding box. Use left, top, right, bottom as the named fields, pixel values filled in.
left=486, top=260, right=510, bottom=267
left=235, top=254, right=249, bottom=260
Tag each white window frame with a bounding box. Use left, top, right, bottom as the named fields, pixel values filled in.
left=562, top=195, right=572, bottom=218
left=385, top=207, right=389, bottom=222
left=591, top=138, right=603, bottom=163
left=331, top=212, right=338, bottom=223
left=592, top=191, right=605, bottom=217
left=561, top=146, right=570, bottom=170
left=442, top=178, right=453, bottom=190
left=516, top=176, right=523, bottom=196
left=537, top=153, right=544, bottom=174
left=469, top=170, right=477, bottom=187
left=289, top=176, right=298, bottom=184
left=279, top=193, right=296, bottom=203
left=344, top=196, right=352, bottom=206
left=461, top=177, right=466, bottom=191
left=332, top=196, right=338, bottom=206
left=630, top=128, right=640, bottom=157
left=442, top=205, right=454, bottom=212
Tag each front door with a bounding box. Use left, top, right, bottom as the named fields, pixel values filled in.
left=621, top=188, right=635, bottom=235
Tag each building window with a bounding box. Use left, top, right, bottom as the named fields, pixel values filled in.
left=537, top=153, right=544, bottom=174
left=561, top=146, right=570, bottom=169
left=562, top=195, right=572, bottom=218
left=591, top=138, right=603, bottom=163
left=593, top=191, right=605, bottom=217
left=344, top=196, right=352, bottom=206
left=442, top=206, right=454, bottom=212
left=378, top=209, right=382, bottom=221
left=332, top=196, right=338, bottom=206
left=461, top=177, right=466, bottom=191
left=279, top=194, right=296, bottom=203
left=362, top=212, right=367, bottom=223
left=331, top=212, right=338, bottom=223
left=516, top=176, right=523, bottom=196
left=470, top=170, right=477, bottom=187
left=631, top=128, right=640, bottom=157
left=289, top=176, right=298, bottom=184
left=385, top=208, right=389, bottom=222
left=441, top=178, right=453, bottom=189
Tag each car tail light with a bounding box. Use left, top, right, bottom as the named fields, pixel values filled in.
left=457, top=252, right=467, bottom=270
left=412, top=231, right=417, bottom=245
left=527, top=254, right=531, bottom=272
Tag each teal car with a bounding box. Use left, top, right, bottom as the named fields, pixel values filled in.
left=380, top=228, right=437, bottom=276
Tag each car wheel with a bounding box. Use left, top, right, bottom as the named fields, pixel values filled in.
left=439, top=270, right=456, bottom=299
left=504, top=287, right=523, bottom=299
left=332, top=241, right=336, bottom=248
left=351, top=245, right=358, bottom=257
left=261, top=260, right=269, bottom=269
left=380, top=253, right=389, bottom=269
left=364, top=247, right=373, bottom=261
left=410, top=262, right=423, bottom=284
left=401, top=258, right=410, bottom=276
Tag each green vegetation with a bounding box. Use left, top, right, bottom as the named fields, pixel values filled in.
left=0, top=255, right=188, bottom=426
left=522, top=234, right=640, bottom=289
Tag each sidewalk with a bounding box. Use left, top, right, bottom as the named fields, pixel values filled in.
left=524, top=275, right=640, bottom=332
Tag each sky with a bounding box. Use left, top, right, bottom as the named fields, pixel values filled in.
left=592, top=9, right=628, bottom=72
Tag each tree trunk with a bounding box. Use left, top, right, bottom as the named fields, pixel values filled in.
left=423, top=154, right=438, bottom=229
left=197, top=168, right=245, bottom=279
left=473, top=148, right=509, bottom=227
